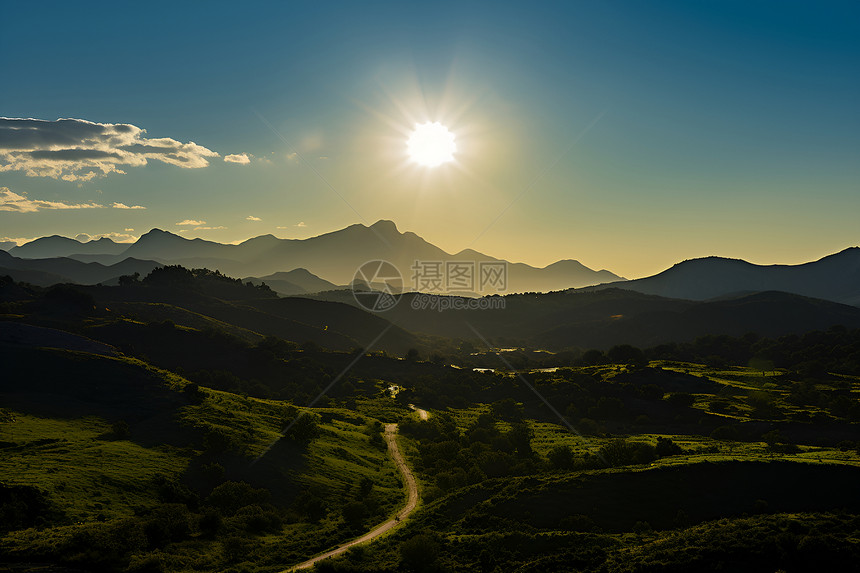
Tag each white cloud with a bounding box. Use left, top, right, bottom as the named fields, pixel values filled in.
left=176, top=219, right=206, bottom=226
left=285, top=152, right=298, bottom=162
left=246, top=215, right=261, bottom=221
left=193, top=226, right=226, bottom=230
left=112, top=202, right=146, bottom=210
left=296, top=221, right=307, bottom=227
left=0, top=117, right=219, bottom=181
left=124, top=228, right=134, bottom=232
left=224, top=153, right=251, bottom=165
left=0, top=186, right=103, bottom=212
left=0, top=236, right=36, bottom=247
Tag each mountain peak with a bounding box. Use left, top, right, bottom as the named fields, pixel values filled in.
left=138, top=228, right=183, bottom=240
left=369, top=219, right=399, bottom=234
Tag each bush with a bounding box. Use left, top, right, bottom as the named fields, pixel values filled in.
left=666, top=393, right=696, bottom=409
left=232, top=504, right=282, bottom=534
left=598, top=439, right=656, bottom=467
left=205, top=482, right=269, bottom=516
left=655, top=436, right=683, bottom=457
left=143, top=504, right=191, bottom=548
left=284, top=412, right=321, bottom=442
left=710, top=425, right=739, bottom=440
left=548, top=445, right=575, bottom=470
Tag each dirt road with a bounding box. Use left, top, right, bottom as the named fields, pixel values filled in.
left=286, top=423, right=419, bottom=570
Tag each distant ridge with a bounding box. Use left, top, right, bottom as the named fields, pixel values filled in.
left=584, top=247, right=860, bottom=307
left=9, top=235, right=127, bottom=258
left=0, top=249, right=162, bottom=286
left=10, top=220, right=624, bottom=293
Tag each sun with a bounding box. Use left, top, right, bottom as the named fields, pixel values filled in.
left=406, top=122, right=456, bottom=167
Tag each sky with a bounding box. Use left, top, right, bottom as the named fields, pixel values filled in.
left=1, top=0, right=858, bottom=278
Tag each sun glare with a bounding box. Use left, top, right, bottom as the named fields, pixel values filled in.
left=406, top=122, right=456, bottom=167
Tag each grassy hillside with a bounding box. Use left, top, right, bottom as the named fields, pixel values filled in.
left=0, top=345, right=410, bottom=572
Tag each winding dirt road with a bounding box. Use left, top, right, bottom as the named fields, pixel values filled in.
left=287, top=422, right=420, bottom=571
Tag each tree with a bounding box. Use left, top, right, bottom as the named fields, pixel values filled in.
left=666, top=393, right=696, bottom=409
left=507, top=422, right=534, bottom=457
left=405, top=348, right=420, bottom=361
left=548, top=445, right=575, bottom=470
left=491, top=398, right=524, bottom=421
left=358, top=476, right=374, bottom=497
left=579, top=349, right=605, bottom=366
left=710, top=425, right=739, bottom=440
left=285, top=412, right=321, bottom=442
left=205, top=481, right=269, bottom=515
left=607, top=344, right=647, bottom=367
left=598, top=439, right=656, bottom=467
left=118, top=272, right=140, bottom=286
left=655, top=436, right=683, bottom=457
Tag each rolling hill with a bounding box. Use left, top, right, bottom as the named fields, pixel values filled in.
left=0, top=249, right=161, bottom=286
left=334, top=288, right=860, bottom=350
left=585, top=247, right=860, bottom=307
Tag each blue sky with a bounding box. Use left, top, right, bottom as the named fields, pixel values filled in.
left=1, top=1, right=858, bottom=277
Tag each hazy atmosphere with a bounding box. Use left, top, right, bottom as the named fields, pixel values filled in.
left=2, top=3, right=860, bottom=573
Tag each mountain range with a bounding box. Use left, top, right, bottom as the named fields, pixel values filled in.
left=7, top=220, right=624, bottom=294
left=6, top=223, right=860, bottom=307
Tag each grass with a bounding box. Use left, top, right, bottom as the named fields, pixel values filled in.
left=0, top=412, right=190, bottom=523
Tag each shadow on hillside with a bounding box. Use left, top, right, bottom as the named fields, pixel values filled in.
left=0, top=346, right=200, bottom=449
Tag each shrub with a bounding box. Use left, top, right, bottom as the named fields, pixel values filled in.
left=205, top=481, right=269, bottom=516
left=710, top=425, right=740, bottom=440
left=655, top=436, right=683, bottom=457
left=598, top=439, right=656, bottom=467
left=548, top=445, right=575, bottom=470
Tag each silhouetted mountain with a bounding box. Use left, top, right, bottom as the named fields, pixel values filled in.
left=9, top=235, right=127, bottom=258
left=0, top=250, right=162, bottom=286
left=586, top=248, right=860, bottom=307
left=12, top=221, right=624, bottom=293
left=121, top=228, right=226, bottom=261
left=243, top=268, right=338, bottom=296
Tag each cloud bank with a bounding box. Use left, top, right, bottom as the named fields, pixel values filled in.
left=0, top=186, right=102, bottom=212
left=0, top=117, right=219, bottom=181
